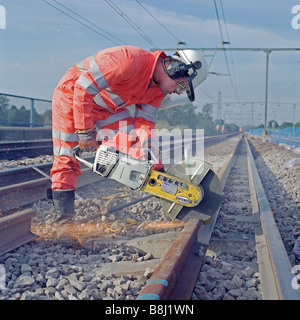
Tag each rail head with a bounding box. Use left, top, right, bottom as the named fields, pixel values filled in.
left=136, top=218, right=202, bottom=300
left=0, top=209, right=38, bottom=256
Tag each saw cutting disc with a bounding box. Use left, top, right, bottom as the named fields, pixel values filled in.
left=160, top=160, right=223, bottom=224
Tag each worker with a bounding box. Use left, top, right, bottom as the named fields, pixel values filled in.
left=50, top=45, right=208, bottom=224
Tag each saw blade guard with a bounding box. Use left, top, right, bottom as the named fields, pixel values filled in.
left=160, top=160, right=223, bottom=224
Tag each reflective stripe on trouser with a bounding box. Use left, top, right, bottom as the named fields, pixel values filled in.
left=51, top=97, right=134, bottom=190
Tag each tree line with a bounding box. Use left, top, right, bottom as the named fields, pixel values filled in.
left=0, top=95, right=52, bottom=126
left=255, top=120, right=300, bottom=130
left=156, top=101, right=239, bottom=135
left=0, top=95, right=243, bottom=133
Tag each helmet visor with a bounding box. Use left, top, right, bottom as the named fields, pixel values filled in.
left=186, top=76, right=195, bottom=102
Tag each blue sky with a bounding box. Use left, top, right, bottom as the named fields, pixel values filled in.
left=0, top=0, right=299, bottom=126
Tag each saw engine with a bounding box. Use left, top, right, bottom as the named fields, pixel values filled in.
left=73, top=132, right=222, bottom=223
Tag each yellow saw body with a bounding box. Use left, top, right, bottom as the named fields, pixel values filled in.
left=141, top=169, right=203, bottom=207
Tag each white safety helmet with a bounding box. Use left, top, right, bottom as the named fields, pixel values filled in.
left=166, top=49, right=208, bottom=101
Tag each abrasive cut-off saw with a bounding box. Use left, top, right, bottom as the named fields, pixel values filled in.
left=73, top=132, right=223, bottom=224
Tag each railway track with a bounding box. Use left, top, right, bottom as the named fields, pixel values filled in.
left=192, top=136, right=300, bottom=300
left=0, top=140, right=53, bottom=160
left=0, top=134, right=299, bottom=301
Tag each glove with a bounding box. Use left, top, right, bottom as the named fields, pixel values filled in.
left=76, top=126, right=99, bottom=152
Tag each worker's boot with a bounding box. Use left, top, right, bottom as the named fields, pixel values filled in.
left=51, top=189, right=78, bottom=244
left=52, top=189, right=75, bottom=222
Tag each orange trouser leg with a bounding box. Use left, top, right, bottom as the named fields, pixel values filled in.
left=51, top=155, right=82, bottom=190
left=51, top=77, right=82, bottom=191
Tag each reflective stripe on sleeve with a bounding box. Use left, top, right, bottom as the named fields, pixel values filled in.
left=93, top=94, right=115, bottom=113
left=89, top=55, right=109, bottom=90
left=52, top=129, right=78, bottom=142
left=93, top=89, right=126, bottom=113
left=135, top=103, right=158, bottom=123
left=76, top=60, right=85, bottom=71
left=95, top=109, right=133, bottom=128
left=107, top=89, right=126, bottom=108
left=76, top=74, right=100, bottom=95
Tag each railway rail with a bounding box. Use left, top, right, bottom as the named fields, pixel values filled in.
left=0, top=133, right=299, bottom=300
left=0, top=140, right=53, bottom=160
left=135, top=136, right=241, bottom=300
left=0, top=209, right=38, bottom=256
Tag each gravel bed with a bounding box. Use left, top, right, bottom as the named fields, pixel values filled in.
left=0, top=155, right=54, bottom=170
left=0, top=136, right=239, bottom=300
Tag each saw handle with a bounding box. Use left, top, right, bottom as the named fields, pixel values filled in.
left=73, top=145, right=94, bottom=169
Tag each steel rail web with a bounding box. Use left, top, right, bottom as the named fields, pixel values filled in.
left=0, top=140, right=53, bottom=149
left=0, top=167, right=101, bottom=213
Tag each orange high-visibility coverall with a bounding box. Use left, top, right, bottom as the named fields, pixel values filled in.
left=51, top=46, right=166, bottom=190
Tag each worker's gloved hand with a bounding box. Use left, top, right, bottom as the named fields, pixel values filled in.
left=76, top=126, right=99, bottom=152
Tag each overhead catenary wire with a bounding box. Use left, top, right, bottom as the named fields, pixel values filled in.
left=214, top=0, right=225, bottom=48
left=135, top=0, right=181, bottom=43
left=219, top=0, right=239, bottom=97
left=41, top=0, right=125, bottom=46
left=275, top=60, right=300, bottom=100
left=51, top=0, right=127, bottom=45
left=199, top=84, right=217, bottom=103
left=104, top=0, right=160, bottom=49
left=276, top=78, right=300, bottom=100
left=213, top=0, right=240, bottom=104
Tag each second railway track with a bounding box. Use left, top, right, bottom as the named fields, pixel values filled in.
left=0, top=140, right=53, bottom=160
